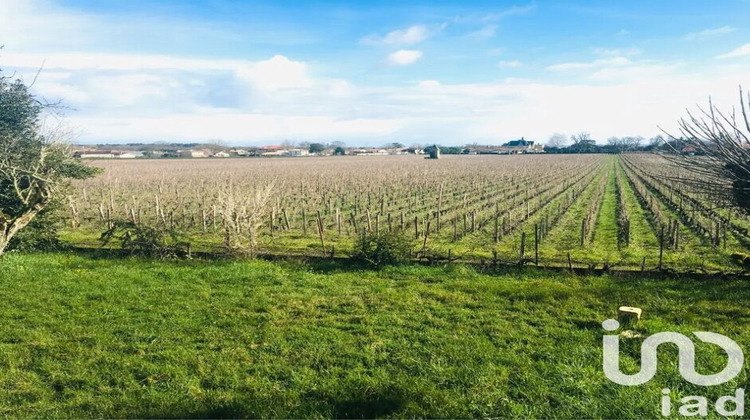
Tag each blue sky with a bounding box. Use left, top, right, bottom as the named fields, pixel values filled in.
left=2, top=0, right=750, bottom=145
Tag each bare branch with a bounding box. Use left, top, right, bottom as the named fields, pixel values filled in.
left=660, top=87, right=750, bottom=213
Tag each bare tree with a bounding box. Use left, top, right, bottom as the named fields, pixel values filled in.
left=217, top=182, right=275, bottom=256
left=205, top=138, right=227, bottom=154
left=623, top=136, right=643, bottom=151
left=608, top=136, right=644, bottom=153
left=649, top=135, right=665, bottom=148
left=571, top=131, right=591, bottom=144
left=297, top=141, right=311, bottom=150
left=607, top=136, right=624, bottom=153
left=661, top=88, right=750, bottom=212
left=546, top=133, right=567, bottom=148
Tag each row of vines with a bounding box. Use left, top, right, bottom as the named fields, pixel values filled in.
left=63, top=154, right=750, bottom=272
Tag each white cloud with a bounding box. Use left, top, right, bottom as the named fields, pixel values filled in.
left=0, top=0, right=97, bottom=51
left=498, top=60, right=522, bottom=68
left=417, top=80, right=441, bottom=87
left=235, top=55, right=311, bottom=90
left=478, top=5, right=536, bottom=22
left=2, top=0, right=749, bottom=145
left=685, top=26, right=736, bottom=41
left=0, top=51, right=246, bottom=71
left=2, top=51, right=315, bottom=92
left=6, top=50, right=748, bottom=145
left=0, top=0, right=312, bottom=58
left=717, top=44, right=750, bottom=60
left=546, top=57, right=631, bottom=71
left=384, top=50, right=423, bottom=66
left=592, top=47, right=641, bottom=57
left=589, top=62, right=678, bottom=82
left=361, top=25, right=430, bottom=46
left=468, top=25, right=497, bottom=40
left=545, top=54, right=678, bottom=83
left=69, top=114, right=401, bottom=143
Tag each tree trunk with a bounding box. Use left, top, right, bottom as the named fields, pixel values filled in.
left=0, top=234, right=9, bottom=257
left=0, top=205, right=46, bottom=257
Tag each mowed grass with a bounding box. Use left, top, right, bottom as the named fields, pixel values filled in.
left=0, top=253, right=749, bottom=418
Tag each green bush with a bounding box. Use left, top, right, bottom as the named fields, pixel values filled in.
left=7, top=205, right=65, bottom=252
left=100, top=220, right=190, bottom=259
left=351, top=231, right=413, bottom=268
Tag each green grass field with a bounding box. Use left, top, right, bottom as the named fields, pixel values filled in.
left=0, top=252, right=748, bottom=418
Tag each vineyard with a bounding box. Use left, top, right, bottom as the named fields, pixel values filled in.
left=63, top=154, right=750, bottom=272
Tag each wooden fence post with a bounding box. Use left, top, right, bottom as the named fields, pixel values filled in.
left=336, top=208, right=341, bottom=235
left=316, top=210, right=326, bottom=256
left=494, top=214, right=499, bottom=243
left=658, top=225, right=665, bottom=270
left=580, top=218, right=586, bottom=247
left=534, top=224, right=539, bottom=266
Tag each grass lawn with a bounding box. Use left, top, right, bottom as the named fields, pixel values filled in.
left=0, top=252, right=748, bottom=418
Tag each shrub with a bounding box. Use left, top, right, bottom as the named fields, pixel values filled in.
left=351, top=231, right=413, bottom=268
left=100, top=220, right=190, bottom=259
left=7, top=204, right=65, bottom=252
left=216, top=183, right=275, bottom=257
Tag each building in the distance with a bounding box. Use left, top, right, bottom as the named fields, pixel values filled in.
left=284, top=148, right=310, bottom=157
left=231, top=149, right=249, bottom=156
left=349, top=148, right=389, bottom=156
left=178, top=149, right=209, bottom=158
left=74, top=150, right=145, bottom=159
left=500, top=138, right=545, bottom=154
left=75, top=151, right=117, bottom=159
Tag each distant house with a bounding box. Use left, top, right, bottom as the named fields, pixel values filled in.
left=681, top=146, right=697, bottom=155
left=350, top=148, right=389, bottom=156
left=501, top=138, right=545, bottom=154
left=504, top=139, right=534, bottom=148
left=232, top=149, right=249, bottom=156
left=118, top=151, right=144, bottom=159
left=213, top=151, right=230, bottom=158
left=74, top=150, right=144, bottom=159
left=178, top=150, right=208, bottom=158
left=75, top=151, right=117, bottom=159
left=284, top=148, right=310, bottom=157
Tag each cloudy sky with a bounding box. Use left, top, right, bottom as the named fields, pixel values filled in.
left=2, top=0, right=750, bottom=145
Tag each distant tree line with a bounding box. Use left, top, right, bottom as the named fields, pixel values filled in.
left=543, top=132, right=670, bottom=154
